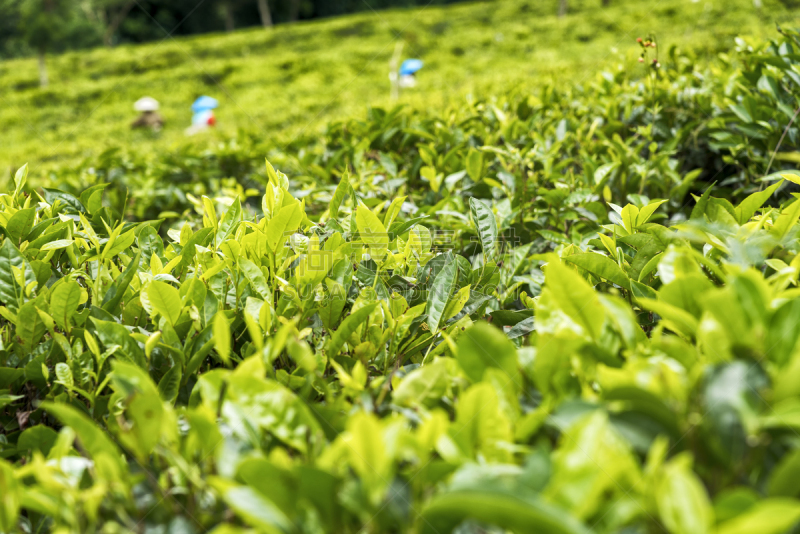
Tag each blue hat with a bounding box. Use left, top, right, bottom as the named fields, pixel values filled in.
left=191, top=96, right=219, bottom=112
left=399, top=59, right=423, bottom=75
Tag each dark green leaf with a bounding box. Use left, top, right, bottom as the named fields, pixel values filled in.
left=426, top=253, right=457, bottom=333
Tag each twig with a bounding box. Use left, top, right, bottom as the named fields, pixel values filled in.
left=762, top=106, right=800, bottom=188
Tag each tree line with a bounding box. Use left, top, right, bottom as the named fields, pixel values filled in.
left=0, top=0, right=462, bottom=58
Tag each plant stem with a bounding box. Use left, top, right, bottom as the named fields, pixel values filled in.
left=761, top=106, right=800, bottom=190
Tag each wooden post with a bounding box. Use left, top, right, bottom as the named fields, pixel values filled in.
left=389, top=41, right=404, bottom=101
left=257, top=0, right=272, bottom=27
left=38, top=49, right=48, bottom=87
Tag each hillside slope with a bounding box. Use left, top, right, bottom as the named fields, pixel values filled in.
left=1, top=0, right=797, bottom=175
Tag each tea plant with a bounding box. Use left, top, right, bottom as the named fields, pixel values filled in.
left=2, top=143, right=800, bottom=532
left=27, top=26, right=800, bottom=230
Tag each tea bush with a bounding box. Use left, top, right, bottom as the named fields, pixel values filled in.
left=4, top=143, right=800, bottom=532
left=3, top=16, right=800, bottom=534
left=1, top=0, right=796, bottom=173
left=31, top=25, right=800, bottom=227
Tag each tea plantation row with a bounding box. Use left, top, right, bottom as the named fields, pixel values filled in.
left=37, top=25, right=800, bottom=228
left=2, top=0, right=796, bottom=172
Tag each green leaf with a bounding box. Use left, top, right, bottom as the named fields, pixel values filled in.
left=655, top=455, right=714, bottom=534
left=637, top=298, right=698, bottom=338
left=240, top=258, right=271, bottom=301
left=621, top=204, right=639, bottom=233
left=91, top=318, right=147, bottom=368
left=319, top=279, right=346, bottom=330
left=40, top=239, right=74, bottom=251
left=236, top=458, right=297, bottom=518
left=729, top=103, right=753, bottom=123
left=146, top=280, right=183, bottom=327
left=593, top=162, right=619, bottom=187
left=17, top=302, right=46, bottom=353
left=109, top=361, right=164, bottom=460
left=103, top=229, right=135, bottom=259
left=701, top=362, right=766, bottom=463
left=180, top=276, right=207, bottom=309
left=202, top=196, right=218, bottom=229
left=329, top=172, right=350, bottom=219
left=544, top=261, right=605, bottom=340
left=0, top=458, right=20, bottom=533
left=346, top=411, right=393, bottom=503
left=6, top=208, right=35, bottom=242
left=0, top=240, right=24, bottom=311
left=379, top=152, right=397, bottom=177
left=690, top=183, right=715, bottom=220
left=466, top=148, right=484, bottom=182
left=638, top=252, right=664, bottom=282
left=265, top=159, right=281, bottom=187
left=456, top=322, right=518, bottom=389
left=735, top=180, right=782, bottom=224
left=0, top=394, right=22, bottom=410
left=470, top=197, right=498, bottom=263
left=713, top=488, right=759, bottom=524
left=16, top=425, right=58, bottom=456
left=102, top=251, right=141, bottom=315
left=716, top=499, right=800, bottom=534
left=54, top=362, right=74, bottom=388
left=211, top=479, right=294, bottom=534
left=157, top=365, right=182, bottom=404
left=79, top=184, right=108, bottom=215
left=421, top=165, right=440, bottom=193
left=768, top=449, right=800, bottom=497
left=223, top=371, right=322, bottom=452
left=637, top=199, right=667, bottom=226
left=0, top=368, right=23, bottom=388
left=180, top=227, right=214, bottom=267
left=98, top=225, right=126, bottom=262
left=13, top=163, right=27, bottom=197
left=326, top=302, right=378, bottom=356
left=356, top=204, right=388, bottom=261
left=42, top=402, right=125, bottom=478
left=266, top=203, right=303, bottom=253
left=216, top=197, right=242, bottom=247
left=213, top=311, right=231, bottom=364
left=29, top=259, right=50, bottom=289
left=443, top=284, right=471, bottom=321
left=781, top=172, right=800, bottom=186
left=383, top=195, right=406, bottom=228
left=393, top=358, right=449, bottom=407
left=563, top=253, right=630, bottom=288
left=42, top=188, right=85, bottom=214
left=772, top=198, right=800, bottom=240
left=420, top=487, right=590, bottom=534
left=545, top=411, right=638, bottom=518
left=388, top=215, right=428, bottom=240
left=427, top=254, right=457, bottom=333
left=50, top=280, right=82, bottom=330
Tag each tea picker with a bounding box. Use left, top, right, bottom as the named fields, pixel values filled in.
left=398, top=59, right=423, bottom=88
left=186, top=95, right=219, bottom=135
left=131, top=96, right=164, bottom=131
left=388, top=42, right=423, bottom=101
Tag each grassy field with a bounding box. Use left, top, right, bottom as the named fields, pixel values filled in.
left=1, top=0, right=797, bottom=178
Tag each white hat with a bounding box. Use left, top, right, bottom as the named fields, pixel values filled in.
left=134, top=97, right=160, bottom=112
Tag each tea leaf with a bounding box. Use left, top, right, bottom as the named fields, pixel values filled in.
left=147, top=281, right=183, bottom=327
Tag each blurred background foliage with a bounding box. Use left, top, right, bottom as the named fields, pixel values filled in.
left=1, top=0, right=798, bottom=178
left=0, top=0, right=465, bottom=55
